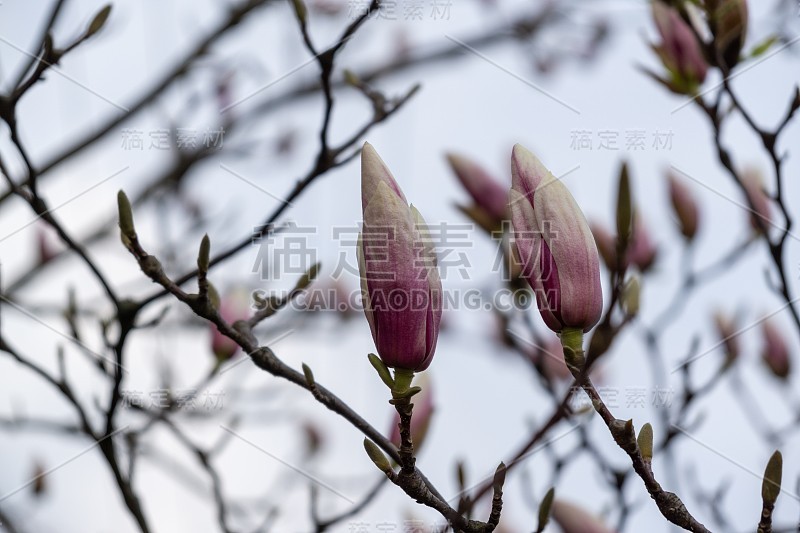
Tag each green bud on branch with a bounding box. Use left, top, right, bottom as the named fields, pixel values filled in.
left=638, top=423, right=654, bottom=462
left=197, top=234, right=211, bottom=274
left=291, top=0, right=308, bottom=23
left=762, top=450, right=782, bottom=505
left=302, top=363, right=315, bottom=387
left=536, top=487, right=555, bottom=533
left=117, top=190, right=135, bottom=239
left=86, top=5, right=112, bottom=38
left=492, top=462, right=507, bottom=492
left=622, top=276, right=641, bottom=317
left=343, top=69, right=361, bottom=87
left=363, top=439, right=392, bottom=474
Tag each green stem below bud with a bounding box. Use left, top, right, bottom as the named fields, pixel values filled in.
left=392, top=368, right=415, bottom=398
left=560, top=327, right=586, bottom=373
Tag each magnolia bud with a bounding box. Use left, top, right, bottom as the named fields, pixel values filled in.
left=551, top=500, right=614, bottom=533
left=762, top=450, right=783, bottom=505
left=714, top=312, right=740, bottom=366
left=508, top=144, right=602, bottom=333
left=652, top=1, right=708, bottom=91
left=210, top=289, right=250, bottom=361
left=741, top=168, right=772, bottom=234
left=359, top=143, right=442, bottom=372
left=637, top=423, right=654, bottom=462
left=363, top=439, right=392, bottom=474
left=37, top=225, right=57, bottom=264
left=86, top=5, right=112, bottom=38
left=761, top=319, right=790, bottom=379
left=446, top=153, right=508, bottom=226
left=628, top=215, right=658, bottom=273
left=117, top=190, right=136, bottom=239
left=622, top=276, right=641, bottom=317
left=668, top=173, right=700, bottom=241
left=590, top=222, right=619, bottom=272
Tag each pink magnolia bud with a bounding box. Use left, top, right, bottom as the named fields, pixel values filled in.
left=652, top=1, right=708, bottom=88
left=359, top=143, right=442, bottom=372
left=552, top=499, right=615, bottom=533
left=628, top=215, right=658, bottom=273
left=389, top=376, right=434, bottom=451
left=211, top=291, right=250, bottom=360
left=761, top=320, right=790, bottom=379
left=668, top=173, right=700, bottom=241
left=741, top=168, right=772, bottom=233
left=446, top=153, right=509, bottom=224
left=509, top=144, right=603, bottom=333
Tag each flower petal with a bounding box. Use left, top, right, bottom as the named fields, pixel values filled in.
left=508, top=188, right=539, bottom=280
left=362, top=142, right=406, bottom=212
left=533, top=173, right=602, bottom=331
left=362, top=182, right=430, bottom=369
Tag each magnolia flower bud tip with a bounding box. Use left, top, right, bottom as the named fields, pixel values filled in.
left=510, top=147, right=602, bottom=333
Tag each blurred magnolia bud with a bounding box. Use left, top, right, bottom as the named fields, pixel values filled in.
left=86, top=5, right=112, bottom=38
left=668, top=173, right=700, bottom=241
left=302, top=278, right=356, bottom=319
left=210, top=289, right=251, bottom=361
left=714, top=312, right=740, bottom=366
left=215, top=69, right=234, bottom=114
left=359, top=143, right=442, bottom=372
left=552, top=499, right=614, bottom=533
left=301, top=421, right=325, bottom=458
left=741, top=168, right=772, bottom=234
left=616, top=163, right=632, bottom=247
left=590, top=222, right=619, bottom=272
left=622, top=276, right=641, bottom=317
left=651, top=1, right=708, bottom=92
left=762, top=450, right=783, bottom=505
left=761, top=319, right=790, bottom=379
left=710, top=0, right=748, bottom=69
left=36, top=225, right=57, bottom=265
left=446, top=153, right=509, bottom=227
left=628, top=215, right=658, bottom=273
left=389, top=375, right=434, bottom=452
left=590, top=217, right=656, bottom=274
left=309, top=0, right=344, bottom=16
left=117, top=190, right=136, bottom=240
left=509, top=144, right=603, bottom=334
left=32, top=460, right=47, bottom=497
